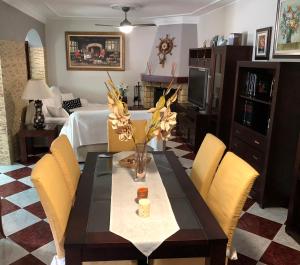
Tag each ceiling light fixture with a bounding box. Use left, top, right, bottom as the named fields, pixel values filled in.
left=95, top=6, right=156, bottom=34
left=119, top=25, right=134, bottom=33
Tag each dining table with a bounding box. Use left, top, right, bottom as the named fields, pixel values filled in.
left=64, top=151, right=227, bottom=265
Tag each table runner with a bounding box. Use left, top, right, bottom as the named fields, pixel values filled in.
left=109, top=152, right=180, bottom=258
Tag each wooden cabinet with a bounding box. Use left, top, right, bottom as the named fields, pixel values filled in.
left=286, top=133, right=300, bottom=244
left=174, top=103, right=216, bottom=152
left=189, top=48, right=211, bottom=68
left=184, top=46, right=252, bottom=150
left=230, top=61, right=300, bottom=208
left=210, top=46, right=253, bottom=146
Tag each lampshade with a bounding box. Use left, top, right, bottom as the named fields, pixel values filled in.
left=118, top=25, right=134, bottom=34
left=22, top=79, right=52, bottom=100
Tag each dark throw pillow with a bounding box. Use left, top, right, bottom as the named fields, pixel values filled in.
left=62, top=98, right=82, bottom=114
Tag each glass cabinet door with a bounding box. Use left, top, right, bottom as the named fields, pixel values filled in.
left=211, top=52, right=224, bottom=113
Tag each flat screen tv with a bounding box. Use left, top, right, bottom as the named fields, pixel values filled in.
left=188, top=67, right=209, bottom=110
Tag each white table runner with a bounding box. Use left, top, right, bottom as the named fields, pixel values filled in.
left=109, top=152, right=180, bottom=258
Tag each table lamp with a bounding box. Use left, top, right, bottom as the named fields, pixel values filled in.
left=22, top=79, right=52, bottom=129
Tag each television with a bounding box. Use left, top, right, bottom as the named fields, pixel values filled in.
left=188, top=67, right=209, bottom=110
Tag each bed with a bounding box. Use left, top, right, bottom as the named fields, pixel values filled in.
left=60, top=108, right=163, bottom=161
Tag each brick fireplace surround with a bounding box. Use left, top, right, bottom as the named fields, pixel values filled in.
left=141, top=75, right=188, bottom=108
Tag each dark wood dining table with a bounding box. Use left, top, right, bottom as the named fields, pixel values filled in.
left=64, top=151, right=227, bottom=265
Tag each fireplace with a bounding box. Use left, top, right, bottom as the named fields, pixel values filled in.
left=139, top=24, right=197, bottom=108
left=142, top=81, right=188, bottom=108
left=153, top=87, right=177, bottom=107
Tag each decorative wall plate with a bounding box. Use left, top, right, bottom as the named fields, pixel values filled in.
left=156, top=34, right=176, bottom=67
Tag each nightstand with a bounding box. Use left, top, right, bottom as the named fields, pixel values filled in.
left=19, top=124, right=59, bottom=163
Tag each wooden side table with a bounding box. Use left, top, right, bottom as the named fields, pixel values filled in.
left=19, top=124, right=58, bottom=163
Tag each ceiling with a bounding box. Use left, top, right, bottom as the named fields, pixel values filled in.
left=3, top=0, right=237, bottom=23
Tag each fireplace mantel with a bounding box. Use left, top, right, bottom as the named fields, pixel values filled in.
left=141, top=74, right=188, bottom=84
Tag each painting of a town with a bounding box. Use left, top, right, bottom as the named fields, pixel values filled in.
left=65, top=32, right=125, bottom=71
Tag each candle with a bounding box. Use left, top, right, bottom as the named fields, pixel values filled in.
left=138, top=198, right=150, bottom=218
left=137, top=187, right=148, bottom=200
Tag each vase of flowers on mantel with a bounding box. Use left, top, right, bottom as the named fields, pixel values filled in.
left=105, top=72, right=181, bottom=181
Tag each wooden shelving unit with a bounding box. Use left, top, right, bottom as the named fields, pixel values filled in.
left=176, top=46, right=252, bottom=152
left=189, top=48, right=212, bottom=68
left=230, top=61, right=300, bottom=208
left=286, top=132, right=300, bottom=244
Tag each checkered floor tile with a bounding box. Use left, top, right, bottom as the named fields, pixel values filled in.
left=0, top=136, right=299, bottom=265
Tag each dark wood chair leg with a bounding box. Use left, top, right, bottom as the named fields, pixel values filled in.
left=65, top=247, right=81, bottom=265
left=205, top=242, right=227, bottom=265
left=0, top=197, right=6, bottom=238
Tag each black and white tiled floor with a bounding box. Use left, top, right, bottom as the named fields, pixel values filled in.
left=0, top=136, right=299, bottom=265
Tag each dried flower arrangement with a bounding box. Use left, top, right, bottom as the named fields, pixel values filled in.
left=105, top=72, right=181, bottom=146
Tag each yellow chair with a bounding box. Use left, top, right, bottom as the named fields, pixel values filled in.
left=32, top=154, right=136, bottom=265
left=206, top=151, right=258, bottom=251
left=153, top=152, right=258, bottom=265
left=31, top=154, right=72, bottom=260
left=50, top=134, right=81, bottom=200
left=107, top=119, right=147, bottom=152
left=190, top=133, right=226, bottom=200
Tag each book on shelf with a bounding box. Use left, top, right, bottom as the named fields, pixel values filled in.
left=243, top=100, right=254, bottom=127
left=244, top=72, right=273, bottom=102
left=245, top=72, right=257, bottom=97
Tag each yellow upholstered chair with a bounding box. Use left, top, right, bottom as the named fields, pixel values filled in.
left=31, top=154, right=72, bottom=261
left=107, top=119, right=147, bottom=152
left=206, top=151, right=259, bottom=251
left=50, top=134, right=81, bottom=200
left=190, top=133, right=226, bottom=200
left=32, top=154, right=136, bottom=265
left=153, top=152, right=258, bottom=265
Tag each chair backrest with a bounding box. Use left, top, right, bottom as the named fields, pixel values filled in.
left=191, top=133, right=226, bottom=200
left=107, top=119, right=147, bottom=152
left=31, top=154, right=72, bottom=258
left=50, top=134, right=81, bottom=199
left=206, top=152, right=258, bottom=248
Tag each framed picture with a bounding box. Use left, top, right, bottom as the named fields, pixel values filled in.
left=255, top=27, right=272, bottom=60
left=65, top=32, right=125, bottom=71
left=273, top=0, right=300, bottom=58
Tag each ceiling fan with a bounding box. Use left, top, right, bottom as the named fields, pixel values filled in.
left=95, top=6, right=156, bottom=34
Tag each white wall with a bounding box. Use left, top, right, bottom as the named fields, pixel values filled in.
left=0, top=0, right=45, bottom=44
left=197, top=0, right=278, bottom=57
left=147, top=24, right=198, bottom=77
left=46, top=19, right=156, bottom=104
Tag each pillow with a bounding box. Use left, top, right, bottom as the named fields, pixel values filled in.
left=80, top=98, right=89, bottom=107
left=61, top=93, right=74, bottom=101
left=42, top=86, right=62, bottom=109
left=62, top=98, right=82, bottom=114
left=50, top=86, right=62, bottom=95
left=47, top=106, right=69, bottom=118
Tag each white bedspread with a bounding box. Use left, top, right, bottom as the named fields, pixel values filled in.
left=60, top=108, right=162, bottom=158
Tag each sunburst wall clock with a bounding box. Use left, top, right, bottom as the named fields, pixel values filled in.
left=156, top=34, right=176, bottom=67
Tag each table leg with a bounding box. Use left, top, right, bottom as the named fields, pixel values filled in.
left=205, top=242, right=227, bottom=265
left=138, top=259, right=148, bottom=265
left=0, top=197, right=6, bottom=238
left=65, top=247, right=81, bottom=265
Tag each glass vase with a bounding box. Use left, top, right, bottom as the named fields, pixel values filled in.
left=134, top=143, right=147, bottom=182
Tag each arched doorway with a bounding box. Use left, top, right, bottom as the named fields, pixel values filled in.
left=25, top=29, right=46, bottom=80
